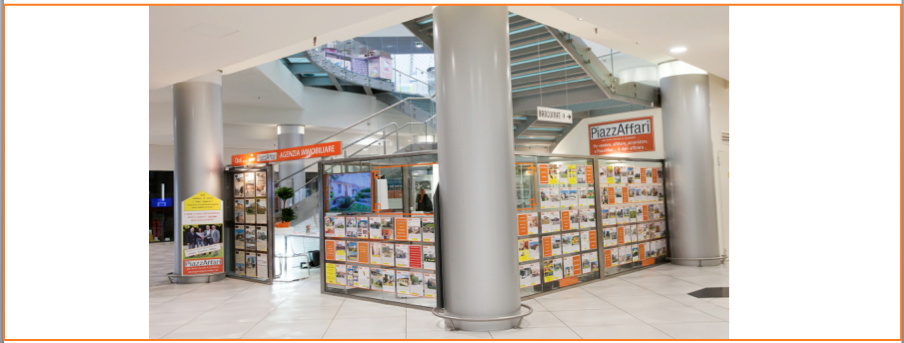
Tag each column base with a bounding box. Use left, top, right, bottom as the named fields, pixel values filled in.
left=670, top=258, right=725, bottom=267
left=444, top=318, right=521, bottom=332
left=168, top=273, right=226, bottom=284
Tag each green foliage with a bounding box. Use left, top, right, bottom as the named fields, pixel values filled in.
left=280, top=208, right=298, bottom=223
left=276, top=187, right=294, bottom=201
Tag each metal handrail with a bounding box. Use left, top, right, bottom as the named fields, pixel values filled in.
left=342, top=122, right=399, bottom=158
left=431, top=304, right=533, bottom=331
left=346, top=120, right=437, bottom=159
left=314, top=96, right=432, bottom=145
left=274, top=96, right=434, bottom=185
left=393, top=68, right=435, bottom=89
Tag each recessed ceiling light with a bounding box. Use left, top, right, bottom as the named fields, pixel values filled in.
left=577, top=17, right=583, bottom=21
left=670, top=46, right=688, bottom=54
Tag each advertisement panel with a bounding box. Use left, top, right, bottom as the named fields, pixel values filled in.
left=588, top=116, right=655, bottom=155
left=180, top=191, right=224, bottom=275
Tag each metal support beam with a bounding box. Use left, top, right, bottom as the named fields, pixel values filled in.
left=327, top=75, right=343, bottom=92
left=287, top=63, right=324, bottom=74
left=512, top=115, right=537, bottom=138
left=545, top=27, right=659, bottom=107
left=402, top=20, right=435, bottom=51
left=363, top=86, right=373, bottom=96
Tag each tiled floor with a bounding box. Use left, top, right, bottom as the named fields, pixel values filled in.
left=150, top=242, right=729, bottom=339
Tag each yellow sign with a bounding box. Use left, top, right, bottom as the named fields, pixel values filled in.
left=325, top=263, right=336, bottom=284
left=184, top=191, right=221, bottom=211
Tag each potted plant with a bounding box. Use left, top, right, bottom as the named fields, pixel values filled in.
left=275, top=186, right=297, bottom=223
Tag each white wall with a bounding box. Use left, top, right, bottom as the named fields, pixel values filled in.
left=552, top=108, right=665, bottom=159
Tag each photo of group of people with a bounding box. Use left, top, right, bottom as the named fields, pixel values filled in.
left=324, top=215, right=435, bottom=242
left=181, top=224, right=223, bottom=258
left=325, top=264, right=438, bottom=299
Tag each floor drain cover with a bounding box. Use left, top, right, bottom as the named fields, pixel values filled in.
left=688, top=287, right=728, bottom=298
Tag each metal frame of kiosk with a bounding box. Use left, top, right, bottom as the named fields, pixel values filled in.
left=224, top=164, right=276, bottom=284
left=315, top=150, right=672, bottom=309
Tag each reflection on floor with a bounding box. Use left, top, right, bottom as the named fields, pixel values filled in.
left=149, top=242, right=729, bottom=339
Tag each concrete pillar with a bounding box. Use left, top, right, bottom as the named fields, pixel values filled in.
left=659, top=66, right=721, bottom=267
left=433, top=6, right=520, bottom=330
left=277, top=124, right=305, bottom=201
left=172, top=71, right=225, bottom=275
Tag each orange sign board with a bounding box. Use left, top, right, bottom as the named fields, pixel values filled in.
left=604, top=250, right=612, bottom=268
left=538, top=164, right=549, bottom=185
left=559, top=276, right=579, bottom=287
left=585, top=165, right=594, bottom=184
left=231, top=141, right=342, bottom=166
left=642, top=258, right=655, bottom=266
left=588, top=116, right=655, bottom=155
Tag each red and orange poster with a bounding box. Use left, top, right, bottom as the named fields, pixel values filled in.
left=542, top=236, right=553, bottom=257
left=357, top=242, right=369, bottom=264
left=325, top=240, right=336, bottom=261
left=588, top=116, right=655, bottom=156
left=604, top=250, right=612, bottom=268
left=538, top=164, right=549, bottom=185
left=585, top=165, right=594, bottom=184
left=409, top=245, right=422, bottom=269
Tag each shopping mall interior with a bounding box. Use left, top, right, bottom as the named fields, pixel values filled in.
left=2, top=3, right=901, bottom=342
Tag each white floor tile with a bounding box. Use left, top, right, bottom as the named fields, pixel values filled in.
left=690, top=301, right=730, bottom=320
left=570, top=323, right=673, bottom=339
left=535, top=296, right=616, bottom=311
left=534, top=287, right=595, bottom=299
left=519, top=311, right=567, bottom=328
left=490, top=327, right=581, bottom=339
left=150, top=300, right=224, bottom=313
left=600, top=294, right=688, bottom=309
left=261, top=305, right=341, bottom=322
left=661, top=293, right=715, bottom=307
left=333, top=301, right=407, bottom=319
left=278, top=294, right=345, bottom=308
left=188, top=306, right=273, bottom=324
left=170, top=289, right=243, bottom=302
left=653, top=322, right=729, bottom=339
left=209, top=297, right=283, bottom=312
left=622, top=306, right=723, bottom=324
left=583, top=284, right=659, bottom=297
left=149, top=325, right=181, bottom=339
left=521, top=299, right=549, bottom=312
left=163, top=321, right=257, bottom=339
left=552, top=308, right=645, bottom=327
left=407, top=311, right=449, bottom=332
left=615, top=269, right=665, bottom=279
left=709, top=297, right=730, bottom=308
left=672, top=274, right=730, bottom=287
left=321, top=332, right=407, bottom=339
left=636, top=282, right=706, bottom=295
left=408, top=330, right=492, bottom=339
left=241, top=319, right=332, bottom=339
left=324, top=316, right=407, bottom=335
left=149, top=311, right=205, bottom=326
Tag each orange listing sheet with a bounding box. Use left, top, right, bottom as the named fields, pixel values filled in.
left=539, top=164, right=549, bottom=185
left=604, top=250, right=612, bottom=268
left=542, top=236, right=552, bottom=257
left=395, top=218, right=408, bottom=241
left=561, top=211, right=571, bottom=231
left=517, top=214, right=528, bottom=235
left=572, top=255, right=582, bottom=276
left=585, top=165, right=594, bottom=184
left=325, top=240, right=336, bottom=261
left=617, top=227, right=625, bottom=244
left=588, top=230, right=597, bottom=249
left=357, top=242, right=369, bottom=264
left=559, top=276, right=579, bottom=287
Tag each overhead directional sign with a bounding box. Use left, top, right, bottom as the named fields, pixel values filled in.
left=537, top=106, right=573, bottom=124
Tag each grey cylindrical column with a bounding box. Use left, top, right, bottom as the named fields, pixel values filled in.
left=172, top=72, right=225, bottom=275
left=660, top=73, right=721, bottom=266
left=433, top=6, right=520, bottom=331
left=277, top=124, right=305, bottom=198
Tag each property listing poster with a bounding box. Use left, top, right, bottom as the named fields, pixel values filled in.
left=180, top=191, right=225, bottom=275
left=369, top=217, right=382, bottom=239
left=410, top=272, right=425, bottom=297
left=520, top=262, right=541, bottom=288
left=541, top=211, right=560, bottom=233
left=425, top=273, right=437, bottom=298
left=422, top=218, right=435, bottom=242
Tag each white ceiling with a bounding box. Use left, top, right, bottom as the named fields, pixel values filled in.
left=150, top=66, right=302, bottom=108
left=514, top=6, right=729, bottom=80
left=150, top=6, right=727, bottom=90
left=150, top=5, right=432, bottom=89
